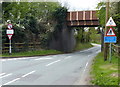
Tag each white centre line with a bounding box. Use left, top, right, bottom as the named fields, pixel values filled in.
left=0, top=73, right=12, bottom=79
left=22, top=70, right=36, bottom=78
left=46, top=60, right=61, bottom=66
left=3, top=78, right=20, bottom=85
left=0, top=73, right=5, bottom=76
left=65, top=56, right=72, bottom=59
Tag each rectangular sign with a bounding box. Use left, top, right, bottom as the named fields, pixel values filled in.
left=6, top=29, right=14, bottom=35
left=104, top=36, right=117, bottom=43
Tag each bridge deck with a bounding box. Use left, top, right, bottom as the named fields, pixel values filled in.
left=67, top=10, right=99, bottom=27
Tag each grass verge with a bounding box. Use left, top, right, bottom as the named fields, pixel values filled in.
left=2, top=50, right=63, bottom=58
left=74, top=43, right=93, bottom=51
left=2, top=43, right=93, bottom=58
left=91, top=52, right=119, bottom=86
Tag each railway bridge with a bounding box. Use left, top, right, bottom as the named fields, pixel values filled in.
left=49, top=10, right=99, bottom=52
left=67, top=10, right=99, bottom=27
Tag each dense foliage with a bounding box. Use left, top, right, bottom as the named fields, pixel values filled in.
left=96, top=1, right=120, bottom=45
left=2, top=2, right=61, bottom=46
left=2, top=2, right=70, bottom=52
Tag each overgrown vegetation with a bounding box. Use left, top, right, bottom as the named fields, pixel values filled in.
left=74, top=43, right=93, bottom=51
left=96, top=1, right=120, bottom=53
left=75, top=27, right=101, bottom=44
left=2, top=2, right=68, bottom=53
left=91, top=52, right=119, bottom=86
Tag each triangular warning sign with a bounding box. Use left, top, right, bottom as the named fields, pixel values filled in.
left=7, top=34, right=13, bottom=40
left=106, top=17, right=116, bottom=26
left=106, top=27, right=116, bottom=36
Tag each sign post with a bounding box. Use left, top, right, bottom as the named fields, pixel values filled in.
left=6, top=24, right=14, bottom=55
left=9, top=39, right=12, bottom=54
left=105, top=17, right=117, bottom=63
left=109, top=43, right=112, bottom=63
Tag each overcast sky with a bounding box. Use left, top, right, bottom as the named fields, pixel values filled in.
left=58, top=0, right=102, bottom=11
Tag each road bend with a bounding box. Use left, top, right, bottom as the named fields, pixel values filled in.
left=0, top=44, right=101, bottom=85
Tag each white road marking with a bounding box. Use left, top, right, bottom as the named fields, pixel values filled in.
left=88, top=55, right=91, bottom=57
left=65, top=56, right=72, bottom=59
left=1, top=60, right=6, bottom=62
left=1, top=57, right=37, bottom=61
left=96, top=50, right=101, bottom=54
left=0, top=73, right=12, bottom=79
left=46, top=60, right=61, bottom=66
left=35, top=57, right=52, bottom=60
left=79, top=61, right=89, bottom=83
left=83, top=62, right=89, bottom=72
left=0, top=73, right=5, bottom=76
left=3, top=78, right=20, bottom=85
left=53, top=55, right=57, bottom=57
left=22, top=70, right=36, bottom=78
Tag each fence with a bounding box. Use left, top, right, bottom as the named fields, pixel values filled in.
left=2, top=42, right=41, bottom=53
left=112, top=44, right=120, bottom=56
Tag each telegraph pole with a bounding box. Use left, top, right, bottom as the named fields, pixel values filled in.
left=104, top=0, right=109, bottom=61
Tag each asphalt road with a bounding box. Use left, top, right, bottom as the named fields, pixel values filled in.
left=0, top=44, right=101, bottom=85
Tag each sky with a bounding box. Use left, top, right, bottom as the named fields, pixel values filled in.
left=58, top=0, right=102, bottom=11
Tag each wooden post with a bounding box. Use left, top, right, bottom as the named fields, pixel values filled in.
left=104, top=0, right=109, bottom=61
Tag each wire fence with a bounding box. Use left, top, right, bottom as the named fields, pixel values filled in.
left=2, top=42, right=42, bottom=53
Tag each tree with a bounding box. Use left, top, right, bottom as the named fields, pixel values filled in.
left=96, top=2, right=106, bottom=27
left=110, top=1, right=120, bottom=55
left=2, top=2, right=63, bottom=51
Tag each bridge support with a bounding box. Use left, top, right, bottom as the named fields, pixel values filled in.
left=49, top=27, right=76, bottom=52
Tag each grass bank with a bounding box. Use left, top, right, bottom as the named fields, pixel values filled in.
left=91, top=52, right=119, bottom=86
left=2, top=50, right=63, bottom=58
left=74, top=43, right=93, bottom=51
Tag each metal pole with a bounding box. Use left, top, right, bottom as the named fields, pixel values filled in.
left=9, top=39, right=12, bottom=55
left=109, top=43, right=112, bottom=63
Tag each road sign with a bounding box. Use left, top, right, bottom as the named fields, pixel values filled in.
left=6, top=29, right=14, bottom=40
left=106, top=27, right=116, bottom=36
left=106, top=17, right=116, bottom=26
left=7, top=35, right=13, bottom=40
left=7, top=24, right=13, bottom=29
left=6, top=29, right=14, bottom=35
left=104, top=36, right=117, bottom=43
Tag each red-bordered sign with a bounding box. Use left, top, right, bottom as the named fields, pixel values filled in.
left=7, top=34, right=13, bottom=40
left=7, top=24, right=13, bottom=29
left=106, top=27, right=116, bottom=36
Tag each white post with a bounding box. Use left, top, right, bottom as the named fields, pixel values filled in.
left=9, top=39, right=12, bottom=54
left=109, top=43, right=112, bottom=63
